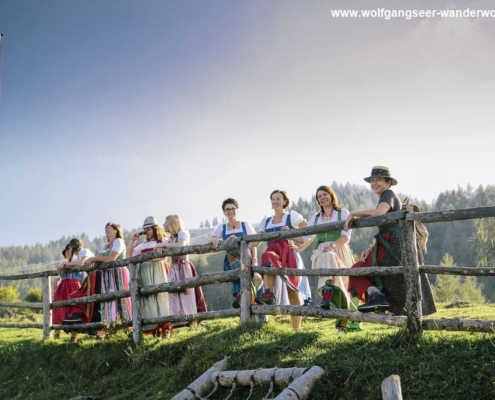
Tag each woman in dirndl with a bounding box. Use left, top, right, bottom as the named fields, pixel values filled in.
left=127, top=216, right=170, bottom=337
left=304, top=185, right=361, bottom=331
left=83, top=222, right=132, bottom=338
left=52, top=244, right=84, bottom=339
left=60, top=238, right=95, bottom=343
left=156, top=215, right=207, bottom=328
left=256, top=189, right=308, bottom=331
left=210, top=198, right=258, bottom=308
left=345, top=166, right=436, bottom=316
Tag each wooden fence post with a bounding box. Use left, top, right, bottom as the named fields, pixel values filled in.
left=42, top=276, right=52, bottom=340
left=381, top=374, right=403, bottom=400
left=398, top=219, right=422, bottom=333
left=239, top=240, right=252, bottom=324
left=128, top=263, right=142, bottom=344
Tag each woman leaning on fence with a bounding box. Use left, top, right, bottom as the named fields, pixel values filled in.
left=209, top=198, right=259, bottom=309
left=344, top=166, right=436, bottom=316
left=155, top=214, right=207, bottom=328
left=60, top=238, right=95, bottom=343
left=52, top=244, right=84, bottom=340
left=127, top=216, right=171, bottom=338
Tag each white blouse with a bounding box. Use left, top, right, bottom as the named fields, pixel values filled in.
left=258, top=210, right=304, bottom=232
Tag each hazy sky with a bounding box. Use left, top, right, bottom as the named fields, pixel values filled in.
left=1, top=0, right=494, bottom=247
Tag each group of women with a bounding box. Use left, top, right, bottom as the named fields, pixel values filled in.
left=53, top=217, right=206, bottom=343
left=52, top=165, right=437, bottom=340
left=209, top=165, right=436, bottom=332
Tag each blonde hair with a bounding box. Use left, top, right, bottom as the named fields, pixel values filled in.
left=165, top=215, right=184, bottom=238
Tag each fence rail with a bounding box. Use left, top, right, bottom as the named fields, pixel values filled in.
left=1, top=206, right=495, bottom=342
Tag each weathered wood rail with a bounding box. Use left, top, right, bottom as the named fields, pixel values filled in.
left=0, top=205, right=494, bottom=342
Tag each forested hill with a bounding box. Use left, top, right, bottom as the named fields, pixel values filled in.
left=2, top=183, right=495, bottom=299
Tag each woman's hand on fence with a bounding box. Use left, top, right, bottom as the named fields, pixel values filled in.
left=84, top=257, right=95, bottom=265
left=344, top=214, right=354, bottom=231
left=211, top=236, right=220, bottom=248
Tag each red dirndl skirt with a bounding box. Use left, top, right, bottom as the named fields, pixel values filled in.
left=261, top=239, right=299, bottom=287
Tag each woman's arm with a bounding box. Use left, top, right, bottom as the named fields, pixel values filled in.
left=156, top=238, right=187, bottom=248
left=344, top=202, right=391, bottom=231
left=84, top=251, right=120, bottom=265
left=126, top=233, right=140, bottom=258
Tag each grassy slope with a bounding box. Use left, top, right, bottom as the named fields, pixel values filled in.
left=0, top=304, right=494, bottom=400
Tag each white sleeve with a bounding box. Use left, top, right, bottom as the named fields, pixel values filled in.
left=258, top=216, right=268, bottom=232
left=211, top=223, right=223, bottom=238
left=289, top=210, right=305, bottom=228
left=303, top=213, right=318, bottom=243
left=132, top=242, right=144, bottom=257
left=340, top=209, right=352, bottom=240
left=178, top=230, right=190, bottom=244
left=111, top=238, right=126, bottom=254
left=243, top=221, right=256, bottom=236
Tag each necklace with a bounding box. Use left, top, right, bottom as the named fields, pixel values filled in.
left=322, top=209, right=334, bottom=220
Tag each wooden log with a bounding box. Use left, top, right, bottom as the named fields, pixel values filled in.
left=251, top=304, right=407, bottom=328
left=0, top=323, right=43, bottom=329
left=0, top=301, right=43, bottom=309
left=141, top=270, right=239, bottom=295
left=253, top=266, right=403, bottom=277
left=406, top=205, right=495, bottom=223
left=381, top=375, right=403, bottom=400
left=141, top=309, right=239, bottom=326
left=421, top=266, right=495, bottom=276
left=171, top=357, right=229, bottom=400
left=42, top=276, right=52, bottom=340
left=422, top=318, right=495, bottom=333
left=240, top=241, right=252, bottom=324
left=128, top=262, right=142, bottom=344
left=211, top=367, right=313, bottom=387
left=276, top=366, right=325, bottom=400
left=398, top=219, right=422, bottom=333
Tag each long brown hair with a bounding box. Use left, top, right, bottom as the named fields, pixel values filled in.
left=315, top=185, right=342, bottom=213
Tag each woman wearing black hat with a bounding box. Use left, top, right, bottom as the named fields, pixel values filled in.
left=51, top=244, right=85, bottom=339
left=344, top=166, right=436, bottom=316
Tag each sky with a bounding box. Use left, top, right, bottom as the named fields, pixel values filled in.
left=0, top=0, right=494, bottom=247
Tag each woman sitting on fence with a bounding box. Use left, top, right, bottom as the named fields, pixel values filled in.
left=209, top=198, right=259, bottom=309
left=52, top=244, right=84, bottom=340
left=344, top=166, right=436, bottom=316
left=155, top=215, right=207, bottom=328
left=303, top=185, right=361, bottom=332
left=127, top=216, right=171, bottom=337
left=255, top=189, right=309, bottom=331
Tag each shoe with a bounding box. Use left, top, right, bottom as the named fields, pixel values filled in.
left=232, top=293, right=241, bottom=309
left=255, top=288, right=275, bottom=305
left=70, top=336, right=77, bottom=343
left=303, top=297, right=312, bottom=307
left=95, top=334, right=105, bottom=341
left=357, top=292, right=390, bottom=313
left=53, top=333, right=60, bottom=340
left=320, top=287, right=334, bottom=309
left=337, top=327, right=347, bottom=333
left=63, top=313, right=83, bottom=323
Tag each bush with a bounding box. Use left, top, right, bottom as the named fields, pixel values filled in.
left=0, top=286, right=21, bottom=303
left=24, top=288, right=43, bottom=303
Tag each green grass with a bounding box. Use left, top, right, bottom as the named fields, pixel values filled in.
left=0, top=304, right=494, bottom=399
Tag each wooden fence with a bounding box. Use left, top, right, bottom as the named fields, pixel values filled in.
left=1, top=205, right=495, bottom=343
